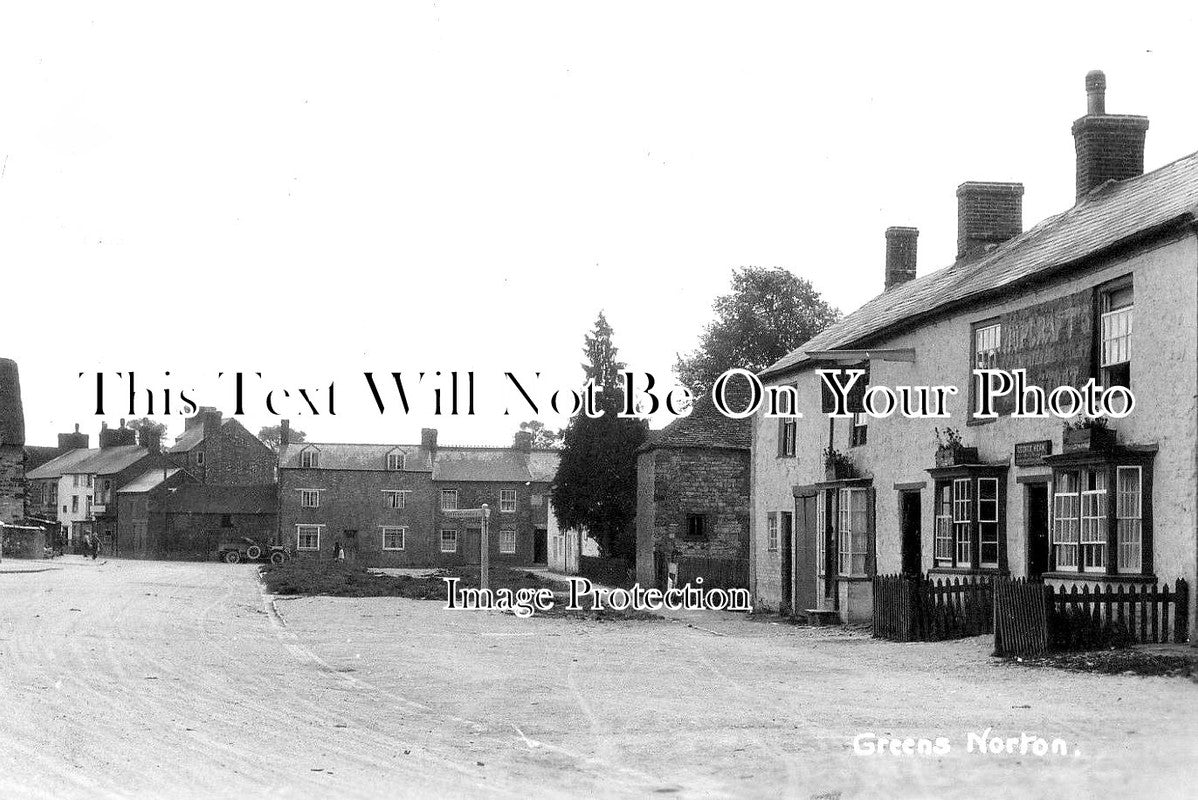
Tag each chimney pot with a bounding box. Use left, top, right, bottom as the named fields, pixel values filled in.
left=956, top=181, right=1024, bottom=261
left=884, top=227, right=918, bottom=290
left=1072, top=71, right=1149, bottom=201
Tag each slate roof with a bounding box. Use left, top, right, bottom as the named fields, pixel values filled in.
left=762, top=149, right=1198, bottom=379
left=277, top=442, right=434, bottom=472
left=117, top=468, right=184, bottom=494
left=432, top=447, right=560, bottom=483
left=26, top=446, right=149, bottom=479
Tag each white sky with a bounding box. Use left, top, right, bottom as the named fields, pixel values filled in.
left=2, top=2, right=1195, bottom=448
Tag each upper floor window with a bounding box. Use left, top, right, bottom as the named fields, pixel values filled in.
left=300, top=489, right=320, bottom=508
left=440, top=489, right=458, bottom=511
left=300, top=449, right=319, bottom=468
left=196, top=452, right=205, bottom=466
left=766, top=513, right=779, bottom=552
left=850, top=412, right=868, bottom=447
left=500, top=489, right=517, bottom=512
left=686, top=514, right=707, bottom=540
left=387, top=452, right=405, bottom=471
left=1100, top=282, right=1133, bottom=389
left=778, top=419, right=796, bottom=457
left=383, top=490, right=408, bottom=509
left=975, top=323, right=1001, bottom=370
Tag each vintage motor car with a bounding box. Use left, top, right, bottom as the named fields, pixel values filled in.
left=217, top=537, right=290, bottom=565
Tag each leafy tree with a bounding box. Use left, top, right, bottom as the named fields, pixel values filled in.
left=126, top=417, right=168, bottom=447
left=258, top=424, right=306, bottom=452
left=515, top=420, right=563, bottom=449
left=674, top=267, right=840, bottom=396
left=551, top=312, right=647, bottom=561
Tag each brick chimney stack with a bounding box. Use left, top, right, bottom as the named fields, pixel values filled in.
left=421, top=428, right=438, bottom=453
left=1072, top=70, right=1149, bottom=202
left=956, top=182, right=1024, bottom=261
left=279, top=419, right=290, bottom=448
left=513, top=431, right=533, bottom=452
left=884, top=227, right=918, bottom=290
left=58, top=423, right=90, bottom=450
left=141, top=428, right=161, bottom=454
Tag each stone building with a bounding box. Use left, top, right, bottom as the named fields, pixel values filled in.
left=277, top=426, right=560, bottom=567
left=635, top=391, right=751, bottom=590
left=167, top=407, right=275, bottom=485
left=117, top=470, right=277, bottom=560
left=752, top=71, right=1198, bottom=631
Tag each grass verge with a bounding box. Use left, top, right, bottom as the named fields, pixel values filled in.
left=260, top=560, right=561, bottom=600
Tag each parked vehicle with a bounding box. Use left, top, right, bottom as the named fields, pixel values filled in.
left=217, top=537, right=290, bottom=565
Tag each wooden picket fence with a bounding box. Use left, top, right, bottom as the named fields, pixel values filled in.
left=993, top=577, right=1190, bottom=656
left=873, top=574, right=994, bottom=642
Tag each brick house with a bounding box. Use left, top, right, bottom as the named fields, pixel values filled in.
left=751, top=71, right=1198, bottom=632
left=278, top=426, right=560, bottom=567
left=167, top=407, right=275, bottom=485
left=117, top=469, right=277, bottom=560
left=635, top=391, right=751, bottom=590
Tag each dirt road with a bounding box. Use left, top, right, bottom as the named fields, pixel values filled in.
left=1, top=559, right=1195, bottom=798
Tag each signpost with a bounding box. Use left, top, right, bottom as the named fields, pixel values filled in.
left=442, top=503, right=492, bottom=591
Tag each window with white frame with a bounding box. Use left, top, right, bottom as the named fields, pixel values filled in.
left=953, top=479, right=972, bottom=566
left=300, top=489, right=320, bottom=508
left=499, top=529, right=517, bottom=554
left=296, top=525, right=321, bottom=550
left=1116, top=466, right=1142, bottom=574
left=440, top=528, right=458, bottom=552
left=850, top=412, right=868, bottom=447
left=978, top=478, right=999, bottom=568
left=383, top=490, right=408, bottom=509
left=387, top=452, right=405, bottom=471
left=767, top=513, right=779, bottom=552
left=440, top=489, right=458, bottom=511
left=500, top=489, right=517, bottom=512
left=837, top=487, right=869, bottom=576
left=934, top=483, right=953, bottom=564
left=975, top=323, right=1001, bottom=370
left=1100, top=282, right=1133, bottom=389
left=1052, top=472, right=1080, bottom=569
left=300, top=449, right=319, bottom=468
left=1079, top=469, right=1108, bottom=571
left=382, top=526, right=406, bottom=550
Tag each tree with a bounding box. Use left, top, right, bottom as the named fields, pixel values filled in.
left=126, top=417, right=168, bottom=447
left=258, top=424, right=306, bottom=452
left=514, top=420, right=563, bottom=449
left=551, top=312, right=648, bottom=561
left=674, top=267, right=840, bottom=397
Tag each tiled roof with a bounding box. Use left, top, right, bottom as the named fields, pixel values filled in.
left=26, top=446, right=148, bottom=479
left=639, top=393, right=751, bottom=452
left=762, top=150, right=1198, bottom=379
left=117, top=468, right=184, bottom=494
left=278, top=442, right=434, bottom=472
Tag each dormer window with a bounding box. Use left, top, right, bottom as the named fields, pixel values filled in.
left=300, top=449, right=319, bottom=468
left=387, top=451, right=405, bottom=471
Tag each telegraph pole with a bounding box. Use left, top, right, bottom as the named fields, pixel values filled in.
left=480, top=503, right=490, bottom=592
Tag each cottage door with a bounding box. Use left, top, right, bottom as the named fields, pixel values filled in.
left=900, top=491, right=922, bottom=576
left=792, top=487, right=819, bottom=614
left=342, top=530, right=358, bottom=562
left=1026, top=484, right=1050, bottom=579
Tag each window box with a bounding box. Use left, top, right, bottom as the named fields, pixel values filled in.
left=934, top=445, right=979, bottom=468
left=1062, top=426, right=1116, bottom=454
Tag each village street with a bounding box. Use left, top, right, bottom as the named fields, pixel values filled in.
left=1, top=559, right=1195, bottom=799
